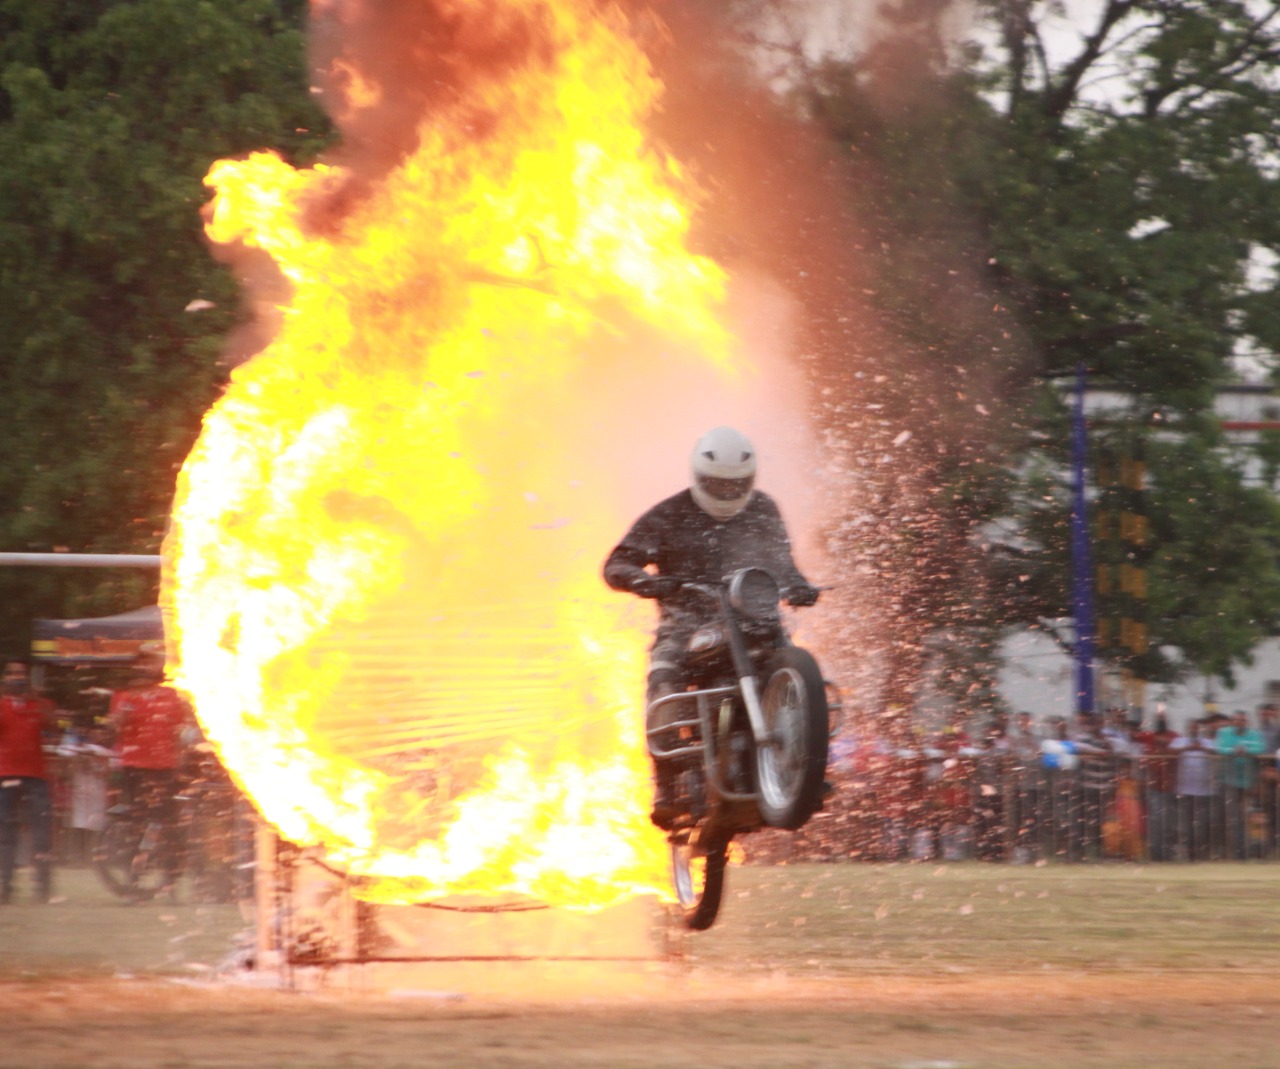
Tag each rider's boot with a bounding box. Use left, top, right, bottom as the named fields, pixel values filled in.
left=650, top=763, right=679, bottom=831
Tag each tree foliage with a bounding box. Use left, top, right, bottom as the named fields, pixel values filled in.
left=3, top=0, right=1278, bottom=713
left=0, top=0, right=329, bottom=652
left=964, top=0, right=1280, bottom=690
left=705, top=0, right=1280, bottom=710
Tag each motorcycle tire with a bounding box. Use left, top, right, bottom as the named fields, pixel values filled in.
left=754, top=646, right=829, bottom=830
left=92, top=812, right=167, bottom=902
left=670, top=831, right=728, bottom=931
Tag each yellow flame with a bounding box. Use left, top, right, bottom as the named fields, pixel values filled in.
left=165, top=0, right=739, bottom=909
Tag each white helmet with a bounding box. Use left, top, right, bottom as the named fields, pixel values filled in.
left=690, top=426, right=756, bottom=520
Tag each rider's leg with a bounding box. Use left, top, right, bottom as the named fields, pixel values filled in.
left=648, top=678, right=681, bottom=830
left=154, top=771, right=181, bottom=891
left=120, top=767, right=145, bottom=889
left=646, top=634, right=688, bottom=830
left=646, top=627, right=691, bottom=732
left=27, top=778, right=53, bottom=904
left=136, top=770, right=176, bottom=885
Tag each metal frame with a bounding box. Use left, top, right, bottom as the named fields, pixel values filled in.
left=646, top=687, right=759, bottom=803
left=0, top=553, right=160, bottom=568
left=255, top=829, right=671, bottom=989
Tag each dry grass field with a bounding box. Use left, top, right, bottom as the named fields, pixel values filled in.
left=1, top=861, right=1277, bottom=1068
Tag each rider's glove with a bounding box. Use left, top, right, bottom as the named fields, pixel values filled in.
left=786, top=582, right=822, bottom=607
left=632, top=575, right=684, bottom=600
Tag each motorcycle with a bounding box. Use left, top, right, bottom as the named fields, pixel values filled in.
left=646, top=567, right=834, bottom=930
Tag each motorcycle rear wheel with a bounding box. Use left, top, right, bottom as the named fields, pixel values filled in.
left=93, top=812, right=169, bottom=902
left=754, top=646, right=829, bottom=830
left=670, top=832, right=728, bottom=931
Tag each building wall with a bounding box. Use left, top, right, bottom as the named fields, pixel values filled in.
left=999, top=628, right=1280, bottom=732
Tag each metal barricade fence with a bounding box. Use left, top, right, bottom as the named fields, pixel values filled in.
left=751, top=751, right=1280, bottom=864
left=47, top=748, right=1280, bottom=870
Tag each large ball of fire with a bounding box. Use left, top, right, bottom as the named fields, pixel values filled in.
left=162, top=0, right=771, bottom=909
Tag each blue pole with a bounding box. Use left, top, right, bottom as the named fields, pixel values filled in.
left=1069, top=364, right=1096, bottom=716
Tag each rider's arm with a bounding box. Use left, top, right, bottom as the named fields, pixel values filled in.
left=603, top=542, right=652, bottom=593
left=603, top=505, right=666, bottom=594
left=753, top=493, right=819, bottom=603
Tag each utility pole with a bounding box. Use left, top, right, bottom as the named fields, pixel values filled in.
left=1095, top=434, right=1149, bottom=717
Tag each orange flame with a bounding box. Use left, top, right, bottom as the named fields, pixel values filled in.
left=164, top=1, right=746, bottom=908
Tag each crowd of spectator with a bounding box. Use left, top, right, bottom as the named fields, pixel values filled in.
left=753, top=702, right=1280, bottom=865
left=12, top=647, right=1280, bottom=885
left=0, top=650, right=213, bottom=904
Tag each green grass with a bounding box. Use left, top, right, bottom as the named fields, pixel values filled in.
left=685, top=860, right=1279, bottom=976
left=3, top=860, right=1278, bottom=1069
left=2, top=858, right=1276, bottom=983
left=0, top=865, right=249, bottom=981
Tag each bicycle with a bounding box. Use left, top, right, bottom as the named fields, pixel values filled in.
left=93, top=749, right=248, bottom=903
left=93, top=792, right=183, bottom=902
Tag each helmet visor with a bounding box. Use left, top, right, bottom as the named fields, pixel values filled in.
left=696, top=473, right=754, bottom=502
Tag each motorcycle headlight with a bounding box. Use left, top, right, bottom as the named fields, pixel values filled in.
left=688, top=626, right=725, bottom=654
left=727, top=567, right=780, bottom=620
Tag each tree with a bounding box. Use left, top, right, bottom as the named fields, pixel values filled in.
left=670, top=0, right=1280, bottom=719
left=0, top=0, right=329, bottom=652
left=637, top=0, right=1037, bottom=732
left=960, top=0, right=1280, bottom=694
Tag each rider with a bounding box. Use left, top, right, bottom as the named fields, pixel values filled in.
left=108, top=645, right=193, bottom=896
left=602, top=426, right=821, bottom=829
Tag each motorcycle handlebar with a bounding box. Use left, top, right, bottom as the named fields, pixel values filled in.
left=643, top=572, right=829, bottom=605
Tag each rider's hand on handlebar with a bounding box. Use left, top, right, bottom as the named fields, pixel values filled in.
left=632, top=574, right=684, bottom=600
left=786, top=582, right=822, bottom=607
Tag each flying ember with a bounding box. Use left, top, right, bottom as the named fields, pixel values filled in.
left=163, top=0, right=753, bottom=908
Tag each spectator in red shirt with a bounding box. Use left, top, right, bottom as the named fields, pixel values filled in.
left=0, top=659, right=59, bottom=903
left=108, top=646, right=192, bottom=897
left=1133, top=711, right=1179, bottom=861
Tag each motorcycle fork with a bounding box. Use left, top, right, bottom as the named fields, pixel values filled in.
left=719, top=589, right=771, bottom=751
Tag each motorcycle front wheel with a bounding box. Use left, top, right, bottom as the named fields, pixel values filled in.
left=670, top=831, right=728, bottom=931
left=754, top=646, right=829, bottom=830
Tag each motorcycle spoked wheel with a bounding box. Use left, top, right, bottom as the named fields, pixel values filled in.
left=754, top=646, right=829, bottom=831
left=670, top=831, right=728, bottom=931
left=93, top=814, right=168, bottom=902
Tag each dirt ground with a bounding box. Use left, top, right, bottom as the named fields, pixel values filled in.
left=3, top=971, right=1276, bottom=1069
left=3, top=863, right=1277, bottom=1069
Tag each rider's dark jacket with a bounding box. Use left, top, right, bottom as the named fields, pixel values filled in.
left=603, top=489, right=811, bottom=635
